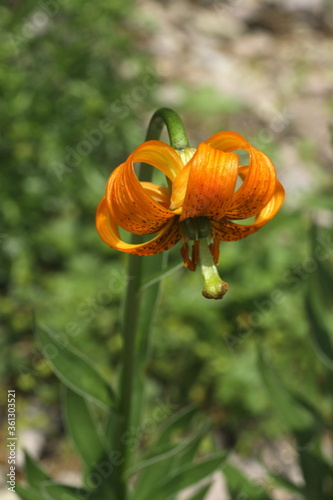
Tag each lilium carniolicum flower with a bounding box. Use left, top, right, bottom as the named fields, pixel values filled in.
left=96, top=131, right=285, bottom=299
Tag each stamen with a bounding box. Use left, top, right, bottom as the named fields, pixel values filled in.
left=191, top=240, right=200, bottom=270
left=209, top=238, right=220, bottom=265
left=180, top=240, right=198, bottom=270
left=180, top=241, right=190, bottom=268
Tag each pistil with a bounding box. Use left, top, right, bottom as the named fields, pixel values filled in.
left=199, top=238, right=229, bottom=299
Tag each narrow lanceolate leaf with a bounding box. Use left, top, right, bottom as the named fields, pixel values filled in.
left=172, top=423, right=209, bottom=470
left=24, top=451, right=51, bottom=489
left=306, top=287, right=333, bottom=372
left=36, top=323, right=117, bottom=409
left=42, top=483, right=89, bottom=500
left=186, top=483, right=212, bottom=500
left=307, top=227, right=333, bottom=371
left=16, top=484, right=47, bottom=500
left=223, top=463, right=274, bottom=500
left=270, top=473, right=306, bottom=496
left=152, top=452, right=228, bottom=500
left=63, top=387, right=106, bottom=471
left=155, top=403, right=198, bottom=447
left=290, top=393, right=326, bottom=429
left=127, top=421, right=207, bottom=478
left=258, top=349, right=314, bottom=432
left=299, top=450, right=333, bottom=500
left=140, top=261, right=183, bottom=290
left=128, top=436, right=195, bottom=487
left=128, top=427, right=208, bottom=500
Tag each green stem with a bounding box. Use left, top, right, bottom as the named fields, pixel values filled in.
left=146, top=107, right=190, bottom=151
left=114, top=109, right=188, bottom=499
left=199, top=239, right=229, bottom=300
left=114, top=249, right=141, bottom=499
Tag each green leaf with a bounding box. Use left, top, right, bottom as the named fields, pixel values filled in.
left=186, top=483, right=212, bottom=500
left=269, top=473, right=306, bottom=496
left=172, top=423, right=208, bottom=470
left=258, top=349, right=314, bottom=432
left=24, top=451, right=51, bottom=489
left=223, top=463, right=273, bottom=500
left=128, top=431, right=198, bottom=479
left=128, top=427, right=208, bottom=500
left=317, top=255, right=333, bottom=306
left=299, top=450, right=333, bottom=500
left=63, top=387, right=106, bottom=471
left=36, top=323, right=117, bottom=409
left=140, top=261, right=183, bottom=290
left=42, top=482, right=89, bottom=500
left=155, top=403, right=198, bottom=447
left=152, top=452, right=228, bottom=500
left=290, top=392, right=326, bottom=429
left=306, top=227, right=333, bottom=371
left=16, top=484, right=47, bottom=500
left=306, top=286, right=333, bottom=372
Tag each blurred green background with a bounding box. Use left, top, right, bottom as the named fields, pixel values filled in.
left=1, top=0, right=333, bottom=496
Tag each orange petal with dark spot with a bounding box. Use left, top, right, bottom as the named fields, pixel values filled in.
left=211, top=179, right=285, bottom=241
left=105, top=140, right=183, bottom=235
left=171, top=142, right=239, bottom=221
left=96, top=198, right=182, bottom=255
left=141, top=182, right=171, bottom=209
left=206, top=132, right=278, bottom=219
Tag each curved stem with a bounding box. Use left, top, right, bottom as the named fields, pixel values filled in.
left=146, top=107, right=190, bottom=150
left=114, top=108, right=187, bottom=499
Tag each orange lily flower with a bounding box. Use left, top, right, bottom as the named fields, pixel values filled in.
left=96, top=131, right=285, bottom=298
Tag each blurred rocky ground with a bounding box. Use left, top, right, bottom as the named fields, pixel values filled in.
left=133, top=0, right=333, bottom=210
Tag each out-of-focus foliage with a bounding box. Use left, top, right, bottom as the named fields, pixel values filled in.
left=222, top=242, right=333, bottom=498
left=0, top=0, right=155, bottom=395
left=152, top=206, right=333, bottom=442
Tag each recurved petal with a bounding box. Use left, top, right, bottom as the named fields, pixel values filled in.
left=206, top=131, right=278, bottom=219
left=206, top=130, right=251, bottom=151
left=141, top=182, right=171, bottom=208
left=211, top=179, right=285, bottom=241
left=132, top=140, right=185, bottom=181
left=255, top=179, right=285, bottom=223
left=105, top=141, right=184, bottom=235
left=106, top=162, right=173, bottom=236
left=171, top=142, right=239, bottom=221
left=169, top=162, right=191, bottom=213
left=96, top=198, right=182, bottom=255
